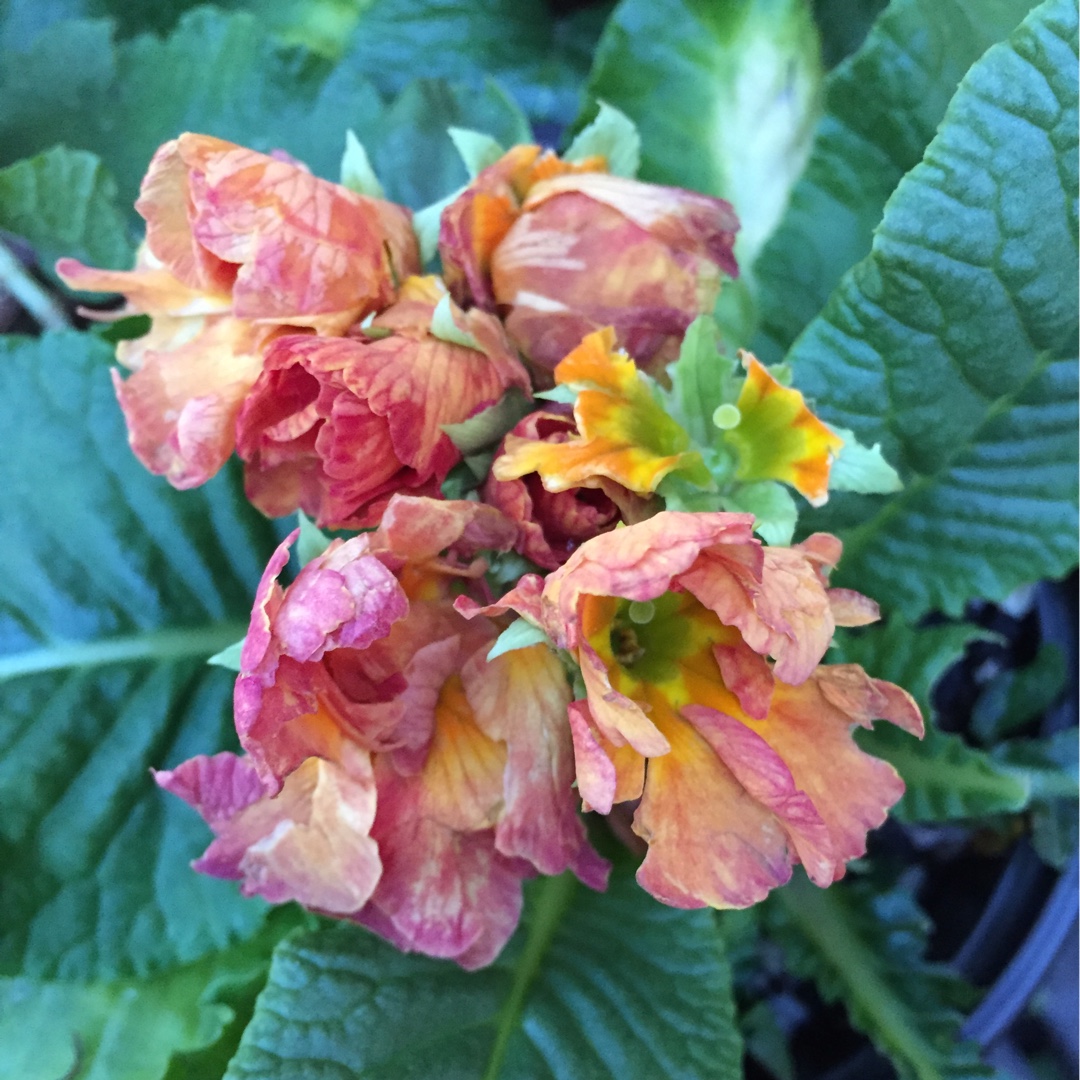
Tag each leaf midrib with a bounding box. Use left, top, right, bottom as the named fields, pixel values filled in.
left=482, top=871, right=578, bottom=1080
left=776, top=876, right=943, bottom=1080
left=834, top=350, right=1059, bottom=565
left=0, top=621, right=249, bottom=681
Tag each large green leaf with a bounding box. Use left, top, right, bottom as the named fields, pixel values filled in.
left=224, top=868, right=741, bottom=1079
left=786, top=0, right=1079, bottom=619
left=365, top=79, right=530, bottom=209
left=0, top=147, right=133, bottom=278
left=766, top=875, right=994, bottom=1080
left=752, top=0, right=1036, bottom=362
left=0, top=331, right=281, bottom=980
left=0, top=916, right=292, bottom=1080
left=586, top=0, right=822, bottom=266
left=343, top=0, right=605, bottom=126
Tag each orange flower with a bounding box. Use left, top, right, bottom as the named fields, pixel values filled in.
left=235, top=280, right=530, bottom=528
left=492, top=327, right=710, bottom=496
left=439, top=149, right=739, bottom=375
left=57, top=134, right=419, bottom=488
left=464, top=514, right=920, bottom=910
left=723, top=353, right=844, bottom=505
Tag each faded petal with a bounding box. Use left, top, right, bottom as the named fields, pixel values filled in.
left=111, top=314, right=279, bottom=488
left=156, top=748, right=382, bottom=915
left=466, top=642, right=609, bottom=888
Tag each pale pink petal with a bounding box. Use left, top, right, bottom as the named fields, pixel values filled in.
left=465, top=643, right=609, bottom=889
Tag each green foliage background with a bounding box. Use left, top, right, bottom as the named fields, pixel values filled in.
left=0, top=0, right=1074, bottom=1077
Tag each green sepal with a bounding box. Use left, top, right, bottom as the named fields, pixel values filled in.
left=447, top=127, right=504, bottom=178
left=296, top=511, right=332, bottom=566
left=441, top=387, right=533, bottom=456
left=720, top=482, right=798, bottom=545
left=563, top=100, right=641, bottom=177
left=487, top=618, right=551, bottom=661
left=429, top=292, right=483, bottom=350
left=828, top=426, right=903, bottom=495
left=339, top=130, right=385, bottom=199
left=206, top=639, right=245, bottom=673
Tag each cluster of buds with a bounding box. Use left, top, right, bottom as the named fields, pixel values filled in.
left=61, top=114, right=921, bottom=968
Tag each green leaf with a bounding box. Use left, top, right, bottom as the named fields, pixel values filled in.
left=340, top=129, right=385, bottom=198
left=970, top=642, right=1067, bottom=742
left=367, top=78, right=530, bottom=210
left=0, top=146, right=132, bottom=278
left=831, top=620, right=1034, bottom=821
left=343, top=0, right=601, bottom=125
left=224, top=868, right=742, bottom=1079
left=0, top=913, right=297, bottom=1080
left=752, top=0, right=1037, bottom=362
left=0, top=331, right=281, bottom=979
left=828, top=426, right=903, bottom=496
left=441, top=388, right=534, bottom=456
left=586, top=0, right=823, bottom=265
left=0, top=9, right=385, bottom=207
left=563, top=100, right=641, bottom=177
left=766, top=875, right=994, bottom=1080
left=786, top=0, right=1079, bottom=619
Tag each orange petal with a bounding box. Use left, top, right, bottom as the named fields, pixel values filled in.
left=724, top=354, right=845, bottom=505
left=633, top=704, right=796, bottom=909
left=492, top=328, right=709, bottom=494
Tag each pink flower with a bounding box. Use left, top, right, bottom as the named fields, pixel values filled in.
left=234, top=278, right=531, bottom=528
left=157, top=496, right=607, bottom=968
left=482, top=406, right=652, bottom=569
left=57, top=134, right=419, bottom=488
left=440, top=147, right=739, bottom=376
left=461, top=514, right=920, bottom=910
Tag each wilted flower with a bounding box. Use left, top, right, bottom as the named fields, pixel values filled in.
left=463, top=514, right=921, bottom=910
left=483, top=405, right=650, bottom=570
left=156, top=496, right=607, bottom=968
left=57, top=133, right=419, bottom=488
left=235, top=277, right=531, bottom=528
left=440, top=148, right=739, bottom=376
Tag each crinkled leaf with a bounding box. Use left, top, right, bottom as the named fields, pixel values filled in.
left=0, top=146, right=132, bottom=279
left=0, top=9, right=385, bottom=207
left=787, top=0, right=1079, bottom=619
left=0, top=332, right=281, bottom=979
left=831, top=620, right=1032, bottom=821
left=0, top=915, right=294, bottom=1080
left=224, top=869, right=742, bottom=1080
left=343, top=0, right=601, bottom=126
left=752, top=0, right=1037, bottom=362
left=811, top=0, right=889, bottom=68
left=766, top=875, right=995, bottom=1080
left=586, top=0, right=823, bottom=264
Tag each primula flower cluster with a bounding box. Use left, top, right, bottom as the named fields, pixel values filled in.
left=65, top=117, right=922, bottom=968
